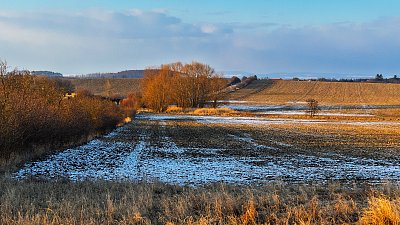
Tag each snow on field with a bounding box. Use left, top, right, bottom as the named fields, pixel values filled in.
left=15, top=115, right=400, bottom=185
left=221, top=104, right=288, bottom=111
left=15, top=139, right=135, bottom=180
left=228, top=134, right=279, bottom=151
left=142, top=114, right=398, bottom=126
left=257, top=111, right=373, bottom=117
left=222, top=102, right=399, bottom=116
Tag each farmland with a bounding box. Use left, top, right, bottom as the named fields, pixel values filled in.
left=4, top=76, right=400, bottom=224
left=7, top=112, right=400, bottom=224
left=66, top=78, right=141, bottom=96
left=226, top=79, right=400, bottom=105
left=16, top=114, right=400, bottom=183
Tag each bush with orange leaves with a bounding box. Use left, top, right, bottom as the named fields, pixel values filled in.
left=120, top=92, right=142, bottom=118
left=0, top=61, right=123, bottom=168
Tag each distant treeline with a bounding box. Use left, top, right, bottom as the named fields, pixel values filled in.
left=74, top=70, right=145, bottom=79
left=31, top=71, right=63, bottom=77
left=0, top=61, right=124, bottom=168
left=292, top=74, right=400, bottom=83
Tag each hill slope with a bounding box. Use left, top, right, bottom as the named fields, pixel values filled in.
left=226, top=80, right=400, bottom=105
left=67, top=78, right=141, bottom=97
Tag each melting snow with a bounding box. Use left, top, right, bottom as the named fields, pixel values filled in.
left=15, top=115, right=400, bottom=185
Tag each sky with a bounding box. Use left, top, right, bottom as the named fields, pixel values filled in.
left=1, top=0, right=400, bottom=77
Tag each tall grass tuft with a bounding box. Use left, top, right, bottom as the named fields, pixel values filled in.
left=360, top=196, right=400, bottom=225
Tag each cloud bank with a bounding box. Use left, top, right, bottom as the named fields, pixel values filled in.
left=0, top=9, right=399, bottom=75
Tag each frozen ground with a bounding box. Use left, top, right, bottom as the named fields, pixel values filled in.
left=16, top=114, right=400, bottom=185
left=143, top=114, right=399, bottom=126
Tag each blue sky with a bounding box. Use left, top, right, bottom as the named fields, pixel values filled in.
left=1, top=0, right=400, bottom=76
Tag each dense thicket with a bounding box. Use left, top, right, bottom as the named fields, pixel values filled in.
left=141, top=62, right=227, bottom=112
left=0, top=61, right=123, bottom=164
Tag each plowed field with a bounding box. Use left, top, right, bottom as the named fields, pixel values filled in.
left=226, top=80, right=400, bottom=105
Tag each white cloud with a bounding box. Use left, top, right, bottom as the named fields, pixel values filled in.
left=0, top=9, right=399, bottom=75
left=201, top=24, right=217, bottom=34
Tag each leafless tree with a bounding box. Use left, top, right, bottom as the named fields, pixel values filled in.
left=305, top=98, right=320, bottom=117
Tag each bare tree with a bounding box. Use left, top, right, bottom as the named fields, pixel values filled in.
left=305, top=99, right=319, bottom=117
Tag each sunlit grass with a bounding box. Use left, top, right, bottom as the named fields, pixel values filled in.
left=0, top=176, right=398, bottom=224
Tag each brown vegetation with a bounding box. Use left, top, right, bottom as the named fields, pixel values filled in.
left=360, top=196, right=400, bottom=224
left=0, top=61, right=124, bottom=169
left=141, top=62, right=227, bottom=112
left=0, top=177, right=398, bottom=224
left=120, top=92, right=143, bottom=118
left=192, top=107, right=236, bottom=116
left=226, top=79, right=400, bottom=105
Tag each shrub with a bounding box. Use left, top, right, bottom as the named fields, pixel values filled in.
left=0, top=61, right=124, bottom=167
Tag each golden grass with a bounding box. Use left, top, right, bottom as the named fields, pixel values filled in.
left=360, top=196, right=400, bottom=225
left=0, top=175, right=399, bottom=224
left=165, top=106, right=185, bottom=114
left=192, top=107, right=236, bottom=115
left=165, top=106, right=238, bottom=116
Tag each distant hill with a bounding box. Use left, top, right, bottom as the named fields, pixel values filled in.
left=80, top=70, right=144, bottom=78
left=31, top=71, right=63, bottom=77
left=65, top=78, right=141, bottom=97
left=225, top=79, right=400, bottom=106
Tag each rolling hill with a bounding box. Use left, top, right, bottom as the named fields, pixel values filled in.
left=66, top=78, right=141, bottom=97
left=225, top=79, right=400, bottom=105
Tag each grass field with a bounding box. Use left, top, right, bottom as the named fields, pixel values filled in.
left=226, top=80, right=400, bottom=105
left=1, top=177, right=399, bottom=225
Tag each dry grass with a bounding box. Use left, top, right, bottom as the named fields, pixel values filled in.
left=360, top=196, right=400, bottom=225
left=165, top=106, right=186, bottom=114
left=0, top=175, right=399, bottom=224
left=164, top=106, right=238, bottom=116
left=192, top=107, right=236, bottom=115
left=226, top=80, right=400, bottom=105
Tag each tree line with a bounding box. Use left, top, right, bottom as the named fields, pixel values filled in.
left=141, top=61, right=227, bottom=112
